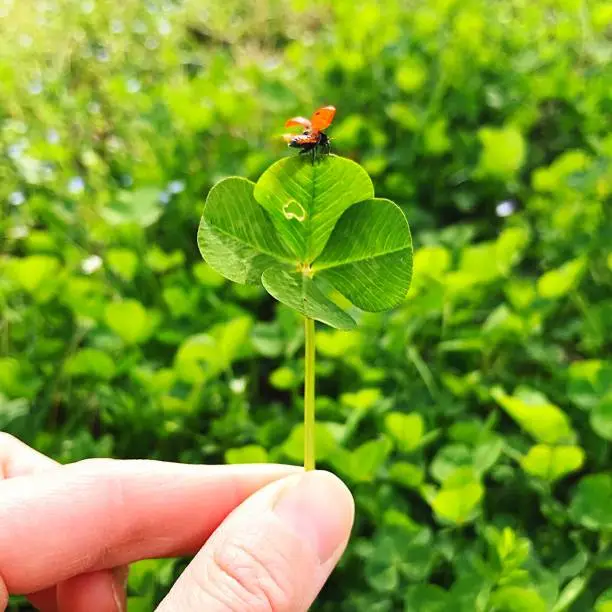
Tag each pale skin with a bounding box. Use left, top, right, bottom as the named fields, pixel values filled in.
left=0, top=433, right=354, bottom=612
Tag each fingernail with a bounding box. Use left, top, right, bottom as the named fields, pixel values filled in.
left=111, top=567, right=128, bottom=612
left=273, top=471, right=354, bottom=564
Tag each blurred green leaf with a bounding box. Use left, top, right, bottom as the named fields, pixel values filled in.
left=269, top=366, right=298, bottom=390
left=478, top=125, right=526, bottom=178
left=595, top=588, right=612, bottom=612
left=104, top=300, right=155, bottom=345
left=174, top=317, right=252, bottom=384
left=570, top=474, right=612, bottom=530
left=430, top=468, right=484, bottom=525
left=590, top=397, right=612, bottom=440
left=537, top=257, right=586, bottom=299
left=281, top=422, right=338, bottom=462
left=106, top=249, right=139, bottom=282
left=384, top=412, right=425, bottom=453
left=520, top=444, right=585, bottom=482
left=389, top=461, right=425, bottom=489
left=225, top=445, right=269, bottom=464
left=489, top=586, right=547, bottom=612
left=492, top=387, right=576, bottom=444
left=66, top=348, right=117, bottom=380
left=404, top=584, right=450, bottom=612
left=101, top=188, right=163, bottom=227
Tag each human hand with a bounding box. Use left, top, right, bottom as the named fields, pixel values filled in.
left=0, top=434, right=354, bottom=611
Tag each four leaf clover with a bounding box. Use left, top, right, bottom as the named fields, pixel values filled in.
left=198, top=155, right=413, bottom=329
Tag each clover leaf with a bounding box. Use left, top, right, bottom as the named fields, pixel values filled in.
left=198, top=155, right=413, bottom=329
left=197, top=153, right=413, bottom=472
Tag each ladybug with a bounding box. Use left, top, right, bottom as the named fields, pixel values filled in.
left=283, top=105, right=336, bottom=162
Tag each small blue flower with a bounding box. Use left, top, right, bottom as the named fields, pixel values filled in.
left=168, top=180, right=185, bottom=194
left=9, top=191, right=25, bottom=206
left=68, top=176, right=85, bottom=194
left=496, top=200, right=516, bottom=217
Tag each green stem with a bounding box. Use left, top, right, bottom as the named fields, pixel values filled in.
left=304, top=316, right=316, bottom=471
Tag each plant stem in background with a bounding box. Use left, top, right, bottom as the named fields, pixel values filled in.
left=304, top=316, right=316, bottom=471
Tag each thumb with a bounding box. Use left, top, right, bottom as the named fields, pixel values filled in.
left=156, top=470, right=354, bottom=612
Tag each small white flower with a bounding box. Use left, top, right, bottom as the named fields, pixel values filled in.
left=168, top=180, right=184, bottom=194
left=496, top=200, right=516, bottom=217
left=9, top=225, right=29, bottom=239
left=158, top=19, right=171, bottom=35
left=81, top=255, right=103, bottom=274
left=28, top=80, right=43, bottom=95
left=230, top=378, right=247, bottom=394
left=9, top=191, right=25, bottom=206
left=127, top=78, right=141, bottom=93
left=68, top=176, right=85, bottom=194
left=47, top=129, right=60, bottom=144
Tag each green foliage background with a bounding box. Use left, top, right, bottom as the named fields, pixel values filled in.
left=1, top=0, right=611, bottom=609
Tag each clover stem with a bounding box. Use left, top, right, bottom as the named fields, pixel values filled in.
left=304, top=316, right=316, bottom=471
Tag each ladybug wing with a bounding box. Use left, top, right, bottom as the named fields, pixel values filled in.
left=310, top=106, right=336, bottom=131
left=285, top=116, right=312, bottom=129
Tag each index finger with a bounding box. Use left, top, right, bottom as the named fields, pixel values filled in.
left=0, top=432, right=57, bottom=479
left=0, top=458, right=298, bottom=595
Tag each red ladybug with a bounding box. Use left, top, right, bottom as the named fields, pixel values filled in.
left=283, top=106, right=336, bottom=161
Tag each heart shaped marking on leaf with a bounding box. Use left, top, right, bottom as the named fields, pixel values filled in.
left=282, top=199, right=306, bottom=222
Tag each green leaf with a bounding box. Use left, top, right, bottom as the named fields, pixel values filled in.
left=341, top=388, right=381, bottom=411
left=253, top=155, right=374, bottom=261
left=313, top=198, right=413, bottom=311
left=261, top=264, right=356, bottom=329
left=552, top=575, right=589, bottom=612
left=104, top=300, right=155, bottom=345
left=537, top=257, right=586, bottom=299
left=389, top=461, right=425, bottom=489
left=174, top=317, right=252, bottom=384
left=430, top=468, right=484, bottom=525
left=568, top=360, right=612, bottom=410
left=106, top=248, right=139, bottom=282
left=590, top=397, right=612, bottom=440
left=198, top=177, right=292, bottom=284
left=332, top=437, right=393, bottom=483
left=145, top=246, right=185, bottom=273
left=570, top=474, right=612, bottom=530
left=281, top=422, right=338, bottom=462
left=193, top=262, right=225, bottom=288
left=317, top=329, right=362, bottom=357
left=349, top=437, right=393, bottom=482
left=384, top=412, right=425, bottom=453
left=430, top=444, right=473, bottom=483
left=478, top=125, right=526, bottom=178
left=0, top=394, right=29, bottom=429
left=473, top=437, right=504, bottom=475
left=101, top=187, right=163, bottom=227
left=492, top=387, right=576, bottom=444
left=198, top=156, right=412, bottom=328
left=404, top=584, right=450, bottom=612
left=269, top=366, right=298, bottom=390
left=365, top=526, right=436, bottom=592
left=11, top=255, right=61, bottom=295
left=65, top=348, right=116, bottom=380
left=595, top=588, right=612, bottom=612
left=395, top=57, right=427, bottom=92
left=520, top=444, right=585, bottom=482
left=489, top=586, right=547, bottom=612
left=225, top=445, right=269, bottom=464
